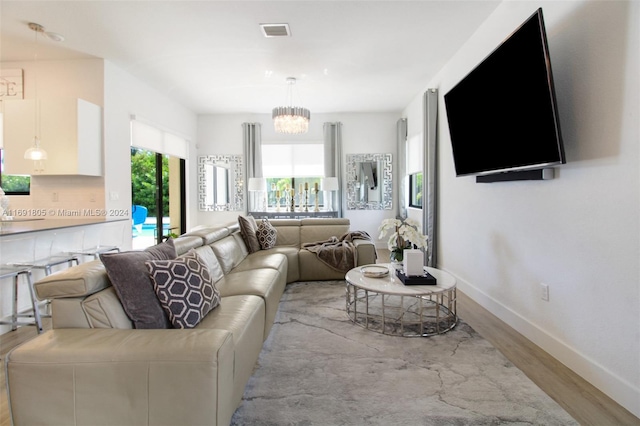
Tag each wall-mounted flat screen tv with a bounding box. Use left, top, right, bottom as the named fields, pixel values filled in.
left=444, top=8, right=565, bottom=178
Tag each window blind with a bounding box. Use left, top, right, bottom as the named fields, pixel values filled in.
left=130, top=118, right=188, bottom=159
left=261, top=143, right=324, bottom=177
left=406, top=133, right=423, bottom=175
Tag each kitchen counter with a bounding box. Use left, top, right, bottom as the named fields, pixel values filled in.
left=0, top=218, right=129, bottom=236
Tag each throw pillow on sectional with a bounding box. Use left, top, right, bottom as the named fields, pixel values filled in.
left=256, top=219, right=277, bottom=249
left=145, top=250, right=221, bottom=329
left=238, top=215, right=261, bottom=253
left=100, top=238, right=177, bottom=329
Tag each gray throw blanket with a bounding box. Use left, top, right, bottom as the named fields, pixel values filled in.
left=302, top=231, right=374, bottom=272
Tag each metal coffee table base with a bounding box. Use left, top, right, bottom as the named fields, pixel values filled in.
left=345, top=284, right=457, bottom=337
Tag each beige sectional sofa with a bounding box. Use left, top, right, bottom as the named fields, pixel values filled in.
left=5, top=218, right=376, bottom=426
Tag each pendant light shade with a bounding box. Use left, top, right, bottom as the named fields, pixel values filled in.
left=24, top=137, right=47, bottom=160
left=272, top=77, right=310, bottom=134
left=24, top=23, right=47, bottom=165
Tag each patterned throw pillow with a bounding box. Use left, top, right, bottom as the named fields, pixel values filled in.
left=238, top=215, right=261, bottom=253
left=256, top=219, right=277, bottom=250
left=145, top=251, right=221, bottom=329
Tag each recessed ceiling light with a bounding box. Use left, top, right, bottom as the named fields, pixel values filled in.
left=260, top=23, right=290, bottom=38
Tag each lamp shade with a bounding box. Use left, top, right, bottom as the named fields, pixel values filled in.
left=24, top=137, right=47, bottom=160
left=248, top=177, right=267, bottom=192
left=321, top=177, right=339, bottom=191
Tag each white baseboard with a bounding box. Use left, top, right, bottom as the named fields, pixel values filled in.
left=450, top=270, right=640, bottom=419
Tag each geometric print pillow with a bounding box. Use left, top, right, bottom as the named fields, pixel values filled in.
left=145, top=250, right=221, bottom=329
left=256, top=219, right=277, bottom=250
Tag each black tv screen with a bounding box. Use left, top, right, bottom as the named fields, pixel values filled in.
left=444, top=8, right=565, bottom=178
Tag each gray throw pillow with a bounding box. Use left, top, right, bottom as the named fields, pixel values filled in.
left=238, top=215, right=261, bottom=253
left=146, top=250, right=221, bottom=329
left=100, top=239, right=177, bottom=329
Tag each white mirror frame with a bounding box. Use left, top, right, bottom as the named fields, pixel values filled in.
left=198, top=155, right=244, bottom=211
left=346, top=153, right=392, bottom=210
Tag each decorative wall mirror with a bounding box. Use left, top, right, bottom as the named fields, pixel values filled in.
left=198, top=155, right=244, bottom=211
left=346, top=153, right=392, bottom=210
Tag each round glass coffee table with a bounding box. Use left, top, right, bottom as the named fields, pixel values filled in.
left=345, top=264, right=457, bottom=337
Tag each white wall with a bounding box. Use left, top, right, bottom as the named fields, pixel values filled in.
left=196, top=112, right=399, bottom=245
left=403, top=0, right=639, bottom=416
left=103, top=60, right=198, bottom=245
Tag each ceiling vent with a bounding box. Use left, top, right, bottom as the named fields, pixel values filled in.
left=260, top=23, right=291, bottom=37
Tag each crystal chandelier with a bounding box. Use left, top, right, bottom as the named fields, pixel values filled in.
left=272, top=77, right=310, bottom=134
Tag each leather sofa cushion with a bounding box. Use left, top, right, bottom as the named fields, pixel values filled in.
left=35, top=259, right=110, bottom=300
left=190, top=245, right=225, bottom=283
left=182, top=227, right=229, bottom=245
left=6, top=328, right=235, bottom=426
left=272, top=222, right=301, bottom=247
left=172, top=235, right=203, bottom=256
left=82, top=287, right=133, bottom=329
left=196, top=294, right=265, bottom=407
left=298, top=249, right=352, bottom=281
left=210, top=235, right=246, bottom=275
left=232, top=252, right=287, bottom=277
left=51, top=297, right=93, bottom=329
left=300, top=221, right=350, bottom=246
left=218, top=268, right=286, bottom=338
left=250, top=247, right=300, bottom=283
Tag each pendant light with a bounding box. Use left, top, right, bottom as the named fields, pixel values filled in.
left=272, top=77, right=310, bottom=134
left=24, top=23, right=48, bottom=168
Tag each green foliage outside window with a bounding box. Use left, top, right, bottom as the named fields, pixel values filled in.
left=410, top=172, right=423, bottom=208
left=0, top=150, right=30, bottom=194
left=1, top=175, right=30, bottom=194
left=130, top=148, right=169, bottom=217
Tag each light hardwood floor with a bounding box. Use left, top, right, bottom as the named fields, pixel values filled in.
left=1, top=254, right=638, bottom=426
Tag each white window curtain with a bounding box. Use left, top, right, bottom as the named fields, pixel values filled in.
left=130, top=116, right=188, bottom=159
left=323, top=122, right=342, bottom=217
left=243, top=123, right=262, bottom=179
left=423, top=89, right=438, bottom=267
left=261, top=143, right=324, bottom=177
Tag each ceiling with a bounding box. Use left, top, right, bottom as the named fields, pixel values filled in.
left=0, top=1, right=501, bottom=115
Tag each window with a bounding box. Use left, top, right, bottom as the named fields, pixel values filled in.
left=409, top=172, right=422, bottom=208
left=0, top=149, right=30, bottom=195
left=265, top=177, right=324, bottom=209
left=262, top=143, right=325, bottom=209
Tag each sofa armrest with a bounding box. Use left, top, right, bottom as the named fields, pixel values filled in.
left=354, top=238, right=377, bottom=266
left=6, top=328, right=235, bottom=426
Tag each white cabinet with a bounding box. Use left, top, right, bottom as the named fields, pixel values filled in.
left=3, top=98, right=102, bottom=176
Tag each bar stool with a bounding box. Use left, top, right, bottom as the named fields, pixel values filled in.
left=12, top=232, right=80, bottom=275
left=70, top=222, right=124, bottom=262
left=0, top=266, right=43, bottom=333
left=7, top=233, right=79, bottom=319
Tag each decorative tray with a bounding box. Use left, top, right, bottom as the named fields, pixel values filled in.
left=360, top=265, right=389, bottom=278
left=395, top=269, right=437, bottom=285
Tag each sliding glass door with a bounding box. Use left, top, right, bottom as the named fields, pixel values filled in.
left=131, top=147, right=185, bottom=249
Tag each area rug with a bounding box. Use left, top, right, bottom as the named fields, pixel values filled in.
left=231, top=281, right=577, bottom=425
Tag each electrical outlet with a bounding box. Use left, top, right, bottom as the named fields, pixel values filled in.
left=540, top=283, right=549, bottom=301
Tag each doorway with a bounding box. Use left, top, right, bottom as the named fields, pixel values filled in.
left=131, top=147, right=186, bottom=249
